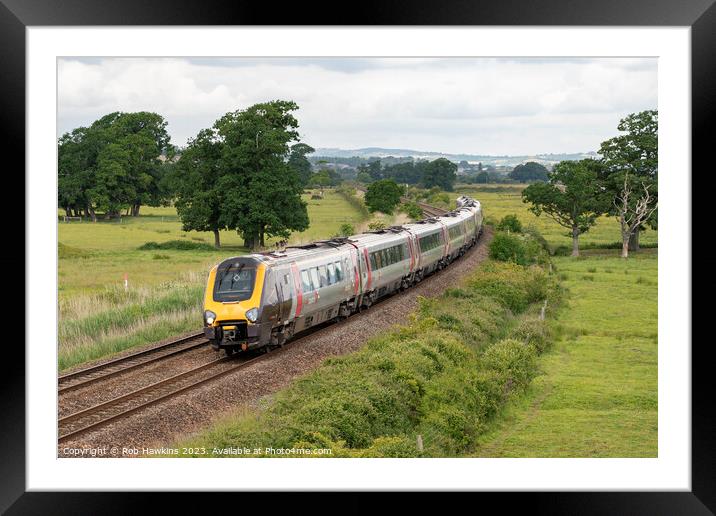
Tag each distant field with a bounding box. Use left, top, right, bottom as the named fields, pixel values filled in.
left=454, top=184, right=658, bottom=249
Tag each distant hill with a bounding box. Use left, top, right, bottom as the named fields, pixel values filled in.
left=311, top=147, right=598, bottom=168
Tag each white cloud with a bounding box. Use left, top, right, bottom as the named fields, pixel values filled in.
left=57, top=57, right=657, bottom=155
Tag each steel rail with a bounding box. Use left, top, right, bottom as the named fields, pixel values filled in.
left=58, top=332, right=208, bottom=394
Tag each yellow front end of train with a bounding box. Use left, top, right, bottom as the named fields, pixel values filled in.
left=203, top=257, right=267, bottom=353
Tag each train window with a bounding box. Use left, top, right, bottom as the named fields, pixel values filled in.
left=326, top=262, right=336, bottom=285
left=370, top=253, right=377, bottom=270
left=318, top=265, right=328, bottom=287
left=335, top=261, right=344, bottom=281
left=214, top=264, right=257, bottom=302
left=449, top=226, right=461, bottom=239
left=310, top=267, right=321, bottom=291
left=300, top=270, right=313, bottom=293
left=419, top=232, right=441, bottom=253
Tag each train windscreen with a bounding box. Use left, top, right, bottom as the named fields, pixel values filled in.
left=214, top=263, right=256, bottom=302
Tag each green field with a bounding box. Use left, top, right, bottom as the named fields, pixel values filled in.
left=474, top=252, right=657, bottom=457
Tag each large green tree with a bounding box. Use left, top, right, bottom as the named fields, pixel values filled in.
left=171, top=129, right=226, bottom=248
left=287, top=143, right=315, bottom=187
left=509, top=161, right=549, bottom=182
left=57, top=111, right=172, bottom=220
left=598, top=110, right=658, bottom=257
left=422, top=158, right=457, bottom=191
left=364, top=179, right=403, bottom=215
left=214, top=100, right=309, bottom=249
left=522, top=159, right=607, bottom=256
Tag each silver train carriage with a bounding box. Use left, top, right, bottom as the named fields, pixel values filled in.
left=202, top=197, right=482, bottom=354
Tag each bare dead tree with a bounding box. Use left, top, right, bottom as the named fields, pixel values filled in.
left=613, top=171, right=658, bottom=258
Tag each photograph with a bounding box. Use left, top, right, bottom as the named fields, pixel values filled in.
left=0, top=0, right=711, bottom=504
left=55, top=56, right=660, bottom=460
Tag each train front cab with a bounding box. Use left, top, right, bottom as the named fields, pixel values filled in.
left=203, top=256, right=272, bottom=353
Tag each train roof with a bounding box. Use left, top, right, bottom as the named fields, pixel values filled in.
left=214, top=195, right=481, bottom=268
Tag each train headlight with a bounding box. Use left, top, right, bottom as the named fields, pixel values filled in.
left=204, top=310, right=216, bottom=325
left=245, top=307, right=259, bottom=323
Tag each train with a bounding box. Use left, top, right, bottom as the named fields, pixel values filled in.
left=202, top=195, right=483, bottom=355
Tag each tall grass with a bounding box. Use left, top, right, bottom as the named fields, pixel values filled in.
left=58, top=272, right=205, bottom=370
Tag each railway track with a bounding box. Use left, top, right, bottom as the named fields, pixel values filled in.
left=58, top=353, right=261, bottom=443
left=413, top=200, right=448, bottom=217
left=57, top=319, right=345, bottom=443
left=58, top=332, right=208, bottom=394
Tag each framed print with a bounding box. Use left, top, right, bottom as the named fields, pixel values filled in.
left=2, top=0, right=712, bottom=512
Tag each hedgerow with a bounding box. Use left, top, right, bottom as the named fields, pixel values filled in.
left=138, top=240, right=215, bottom=251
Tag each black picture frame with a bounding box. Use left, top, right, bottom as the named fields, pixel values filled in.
left=2, top=0, right=711, bottom=512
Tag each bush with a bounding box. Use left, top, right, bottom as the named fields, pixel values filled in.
left=400, top=201, right=424, bottom=220
left=523, top=225, right=549, bottom=252
left=469, top=261, right=555, bottom=313
left=509, top=317, right=552, bottom=353
left=337, top=223, right=355, bottom=237
left=489, top=228, right=550, bottom=266
left=481, top=339, right=538, bottom=393
left=368, top=221, right=386, bottom=231
left=496, top=214, right=523, bottom=233
left=489, top=232, right=527, bottom=265
left=138, top=240, right=215, bottom=251
left=552, top=245, right=571, bottom=257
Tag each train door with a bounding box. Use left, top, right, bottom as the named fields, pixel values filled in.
left=360, top=247, right=372, bottom=292
left=277, top=267, right=294, bottom=323
left=439, top=222, right=450, bottom=258
left=348, top=246, right=362, bottom=298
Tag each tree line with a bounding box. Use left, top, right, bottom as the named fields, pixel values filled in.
left=355, top=157, right=458, bottom=191
left=522, top=110, right=657, bottom=258
left=58, top=101, right=313, bottom=249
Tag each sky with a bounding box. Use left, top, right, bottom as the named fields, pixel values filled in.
left=57, top=57, right=657, bottom=156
